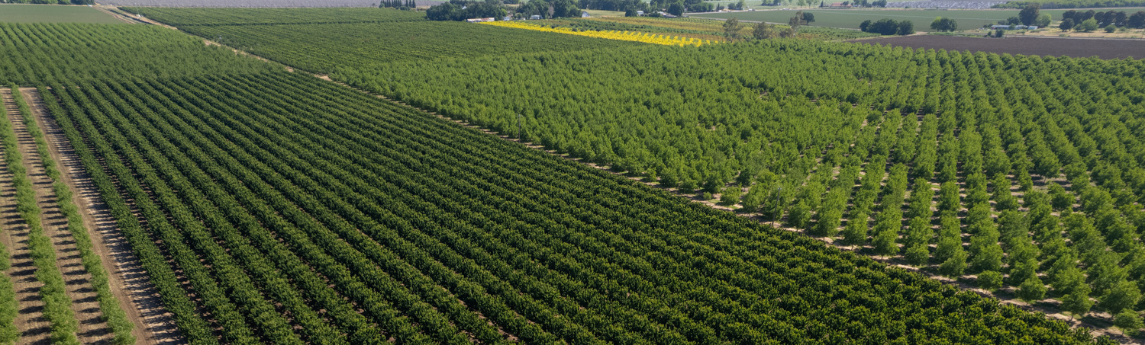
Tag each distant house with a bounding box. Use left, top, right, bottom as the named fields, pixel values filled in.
left=503, top=16, right=513, bottom=21
left=991, top=24, right=1011, bottom=29
left=466, top=17, right=496, bottom=23
left=581, top=11, right=591, bottom=17
left=827, top=2, right=851, bottom=8
left=1027, top=25, right=1038, bottom=30
left=636, top=10, right=645, bottom=16
left=658, top=11, right=677, bottom=18
left=529, top=14, right=543, bottom=20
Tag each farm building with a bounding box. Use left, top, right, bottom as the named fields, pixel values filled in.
left=466, top=17, right=496, bottom=23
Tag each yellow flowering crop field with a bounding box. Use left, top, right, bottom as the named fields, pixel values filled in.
left=480, top=21, right=716, bottom=46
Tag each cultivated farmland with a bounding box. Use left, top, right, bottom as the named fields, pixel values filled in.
left=2, top=4, right=1145, bottom=344
left=131, top=7, right=1145, bottom=340
left=0, top=4, right=122, bottom=24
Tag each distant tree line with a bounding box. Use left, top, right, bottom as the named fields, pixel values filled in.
left=1059, top=9, right=1145, bottom=30
left=860, top=18, right=914, bottom=35
left=930, top=17, right=958, bottom=32
left=380, top=0, right=416, bottom=9
left=427, top=0, right=583, bottom=21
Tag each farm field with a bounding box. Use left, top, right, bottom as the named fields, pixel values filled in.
left=853, top=35, right=1145, bottom=59
left=124, top=7, right=1145, bottom=340
left=0, top=4, right=122, bottom=24
left=0, top=22, right=275, bottom=84
left=1, top=4, right=1144, bottom=344
left=690, top=8, right=1145, bottom=30
left=126, top=6, right=426, bottom=25
left=121, top=8, right=640, bottom=73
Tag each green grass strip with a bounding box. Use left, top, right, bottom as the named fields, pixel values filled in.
left=4, top=84, right=80, bottom=345
left=23, top=86, right=135, bottom=345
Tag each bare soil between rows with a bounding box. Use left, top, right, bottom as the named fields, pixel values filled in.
left=849, top=35, right=1145, bottom=59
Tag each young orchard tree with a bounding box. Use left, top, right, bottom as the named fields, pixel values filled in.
left=939, top=249, right=968, bottom=277
left=841, top=212, right=869, bottom=249
left=1060, top=283, right=1094, bottom=320
left=1016, top=276, right=1047, bottom=303
left=977, top=270, right=1003, bottom=291
left=1100, top=279, right=1142, bottom=315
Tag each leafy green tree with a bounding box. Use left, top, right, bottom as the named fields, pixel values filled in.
left=723, top=17, right=745, bottom=40
left=930, top=17, right=958, bottom=32
left=939, top=250, right=968, bottom=277
left=896, top=20, right=914, bottom=35
left=1052, top=263, right=1085, bottom=293
left=841, top=213, right=869, bottom=248
left=992, top=174, right=1018, bottom=211
left=1131, top=11, right=1145, bottom=28
left=870, top=223, right=897, bottom=255
left=719, top=185, right=742, bottom=205
left=904, top=244, right=929, bottom=266
left=977, top=270, right=1003, bottom=291
left=938, top=182, right=959, bottom=212
left=1016, top=276, right=1047, bottom=302
left=1115, top=310, right=1144, bottom=336
left=753, top=22, right=779, bottom=39
left=1008, top=259, right=1039, bottom=286
left=1100, top=279, right=1142, bottom=314
left=1060, top=283, right=1094, bottom=319
left=1049, top=183, right=1073, bottom=211
left=1078, top=18, right=1099, bottom=32
left=1060, top=18, right=1075, bottom=31
left=786, top=201, right=812, bottom=229
left=1018, top=3, right=1040, bottom=26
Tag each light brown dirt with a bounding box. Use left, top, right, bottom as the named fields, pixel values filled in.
left=24, top=88, right=183, bottom=345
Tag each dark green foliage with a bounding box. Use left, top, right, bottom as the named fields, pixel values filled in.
left=978, top=271, right=1003, bottom=291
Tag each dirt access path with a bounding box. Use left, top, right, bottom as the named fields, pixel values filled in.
left=23, top=88, right=181, bottom=345
left=6, top=89, right=114, bottom=344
